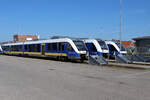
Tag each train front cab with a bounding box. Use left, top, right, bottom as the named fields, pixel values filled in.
left=84, top=39, right=109, bottom=58
left=70, top=40, right=87, bottom=61
left=85, top=43, right=102, bottom=56
left=106, top=41, right=127, bottom=58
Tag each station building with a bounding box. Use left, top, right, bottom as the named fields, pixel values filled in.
left=14, top=35, right=39, bottom=42
left=133, top=36, right=150, bottom=54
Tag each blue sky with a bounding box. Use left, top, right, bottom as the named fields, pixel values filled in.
left=0, top=0, right=149, bottom=42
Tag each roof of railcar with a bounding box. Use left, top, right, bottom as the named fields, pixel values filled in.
left=2, top=38, right=76, bottom=46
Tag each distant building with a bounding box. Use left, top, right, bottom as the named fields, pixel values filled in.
left=113, top=40, right=135, bottom=48
left=121, top=41, right=135, bottom=48
left=133, top=36, right=150, bottom=53
left=14, top=35, right=39, bottom=42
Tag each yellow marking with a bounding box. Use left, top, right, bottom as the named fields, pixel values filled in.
left=41, top=43, right=45, bottom=46
left=45, top=53, right=67, bottom=56
left=4, top=51, right=10, bottom=54
left=4, top=51, right=23, bottom=54
left=24, top=52, right=41, bottom=55
left=10, top=51, right=23, bottom=54
left=4, top=51, right=67, bottom=56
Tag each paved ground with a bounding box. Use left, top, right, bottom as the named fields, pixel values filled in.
left=0, top=55, right=150, bottom=100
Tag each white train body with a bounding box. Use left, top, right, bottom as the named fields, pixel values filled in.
left=83, top=39, right=109, bottom=56
left=105, top=41, right=127, bottom=56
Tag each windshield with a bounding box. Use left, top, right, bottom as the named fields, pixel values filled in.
left=98, top=41, right=108, bottom=50
left=116, top=42, right=126, bottom=51
left=73, top=41, right=87, bottom=51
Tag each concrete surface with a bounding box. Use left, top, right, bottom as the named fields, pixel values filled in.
left=0, top=55, right=150, bottom=100
left=108, top=62, right=150, bottom=69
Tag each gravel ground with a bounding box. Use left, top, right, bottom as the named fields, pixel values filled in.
left=0, top=55, right=150, bottom=100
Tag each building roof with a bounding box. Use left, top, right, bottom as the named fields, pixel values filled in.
left=121, top=41, right=135, bottom=47
left=133, top=36, right=150, bottom=40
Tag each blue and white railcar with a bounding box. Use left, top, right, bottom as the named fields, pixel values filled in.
left=105, top=41, right=127, bottom=56
left=2, top=38, right=87, bottom=61
left=83, top=39, right=109, bottom=57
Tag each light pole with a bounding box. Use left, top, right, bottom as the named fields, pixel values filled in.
left=120, top=0, right=122, bottom=50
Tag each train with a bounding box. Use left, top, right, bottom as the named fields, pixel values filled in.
left=105, top=41, right=127, bottom=57
left=1, top=37, right=87, bottom=62
left=1, top=36, right=128, bottom=63
left=83, top=39, right=109, bottom=57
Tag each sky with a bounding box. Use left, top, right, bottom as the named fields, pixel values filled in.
left=0, top=0, right=150, bottom=42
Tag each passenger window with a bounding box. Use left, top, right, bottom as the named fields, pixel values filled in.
left=36, top=44, right=41, bottom=52
left=18, top=45, right=23, bottom=51
left=47, top=43, right=51, bottom=51
left=29, top=45, right=32, bottom=52
left=32, top=44, right=35, bottom=52
left=24, top=45, right=28, bottom=51
left=52, top=43, right=57, bottom=51
left=59, top=43, right=65, bottom=51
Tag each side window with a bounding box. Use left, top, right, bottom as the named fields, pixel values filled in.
left=12, top=45, right=16, bottom=51
left=33, top=44, right=36, bottom=52
left=31, top=44, right=35, bottom=52
left=2, top=46, right=9, bottom=51
left=18, top=45, right=23, bottom=51
left=24, top=45, right=28, bottom=51
left=36, top=44, right=41, bottom=52
left=11, top=46, right=13, bottom=51
left=47, top=43, right=52, bottom=51
left=91, top=43, right=97, bottom=51
left=59, top=43, right=65, bottom=51
left=52, top=43, right=57, bottom=51
left=67, top=43, right=74, bottom=51
left=29, top=45, right=32, bottom=52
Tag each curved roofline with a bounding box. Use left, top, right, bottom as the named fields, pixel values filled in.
left=133, top=36, right=150, bottom=40
left=2, top=38, right=73, bottom=46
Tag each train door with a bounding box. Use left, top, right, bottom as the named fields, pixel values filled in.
left=41, top=44, right=45, bottom=55
left=67, top=43, right=75, bottom=58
